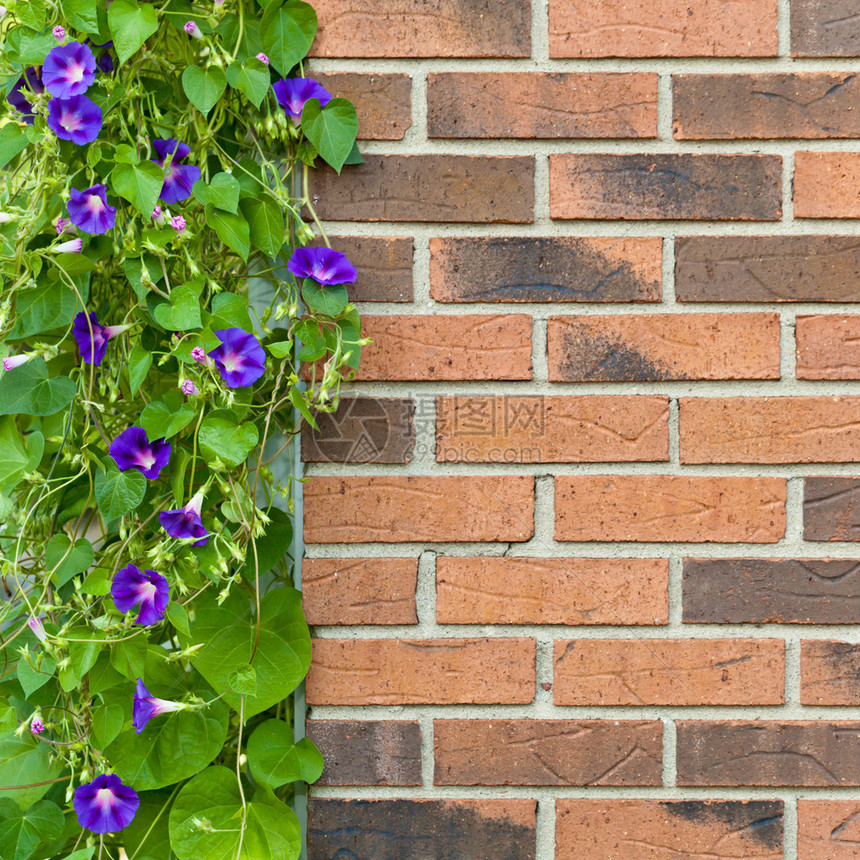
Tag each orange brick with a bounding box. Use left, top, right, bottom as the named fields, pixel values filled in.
left=436, top=557, right=669, bottom=625
left=797, top=315, right=860, bottom=379
left=554, top=638, right=785, bottom=706
left=795, top=152, right=860, bottom=218
left=304, top=476, right=535, bottom=543
left=801, top=641, right=860, bottom=705
left=306, top=638, right=536, bottom=704
left=681, top=397, right=860, bottom=463
left=436, top=396, right=669, bottom=463
left=798, top=800, right=860, bottom=860
left=555, top=476, right=787, bottom=543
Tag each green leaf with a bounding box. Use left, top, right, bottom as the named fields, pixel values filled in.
left=45, top=535, right=94, bottom=586
left=128, top=344, right=152, bottom=395
left=210, top=293, right=253, bottom=331
left=95, top=465, right=147, bottom=521
left=301, top=97, right=358, bottom=174
left=5, top=29, right=55, bottom=66
left=16, top=651, right=56, bottom=698
left=166, top=602, right=190, bottom=637
left=152, top=285, right=203, bottom=331
left=112, top=160, right=164, bottom=216
left=0, top=417, right=31, bottom=495
left=301, top=280, right=349, bottom=317
left=50, top=251, right=95, bottom=275
left=0, top=799, right=64, bottom=860
left=267, top=340, right=292, bottom=359
left=59, top=627, right=104, bottom=692
left=181, top=66, right=227, bottom=115
left=123, top=789, right=174, bottom=860
left=63, top=849, right=96, bottom=860
left=0, top=360, right=76, bottom=417
left=192, top=173, right=240, bottom=214
left=88, top=652, right=124, bottom=695
left=204, top=205, right=250, bottom=260
left=168, top=767, right=301, bottom=860
left=110, top=634, right=147, bottom=681
left=81, top=567, right=112, bottom=597
left=0, top=733, right=62, bottom=808
left=16, top=0, right=46, bottom=30
left=227, top=663, right=256, bottom=696
left=239, top=195, right=284, bottom=258
left=198, top=415, right=259, bottom=468
left=108, top=0, right=159, bottom=65
left=240, top=507, right=292, bottom=580
left=343, top=138, right=364, bottom=166
left=0, top=124, right=28, bottom=171
left=183, top=587, right=310, bottom=718
left=288, top=385, right=317, bottom=430
left=0, top=701, right=15, bottom=735
left=139, top=398, right=196, bottom=441
left=62, top=0, right=99, bottom=32
left=91, top=703, right=125, bottom=749
left=261, top=0, right=317, bottom=75
left=9, top=284, right=77, bottom=339
left=247, top=720, right=323, bottom=788
left=114, top=143, right=140, bottom=165
left=225, top=57, right=270, bottom=108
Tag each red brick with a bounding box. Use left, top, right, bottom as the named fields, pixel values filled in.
left=302, top=558, right=418, bottom=626
left=797, top=315, right=860, bottom=379
left=795, top=153, right=860, bottom=218
left=305, top=476, right=534, bottom=543
left=674, top=73, right=860, bottom=139
left=429, top=236, right=661, bottom=303
left=550, top=154, right=782, bottom=220
left=427, top=73, right=658, bottom=139
left=433, top=720, right=662, bottom=786
left=549, top=0, right=778, bottom=57
left=436, top=557, right=669, bottom=625
left=316, top=236, right=413, bottom=302
left=555, top=476, right=787, bottom=543
left=310, top=155, right=534, bottom=223
left=310, top=0, right=531, bottom=58
left=556, top=800, right=784, bottom=860
left=312, top=73, right=412, bottom=140
left=801, top=641, right=860, bottom=705
left=306, top=638, right=536, bottom=704
left=356, top=315, right=532, bottom=381
left=436, top=395, right=669, bottom=463
left=792, top=0, right=860, bottom=57
left=680, top=397, right=860, bottom=464
left=553, top=638, right=785, bottom=706
left=798, top=800, right=860, bottom=859
left=547, top=314, right=780, bottom=382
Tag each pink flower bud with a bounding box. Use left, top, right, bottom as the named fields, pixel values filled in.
left=152, top=205, right=164, bottom=223
left=53, top=25, right=66, bottom=41
left=183, top=20, right=203, bottom=39
left=3, top=354, right=30, bottom=371
left=55, top=238, right=82, bottom=253
left=191, top=346, right=206, bottom=363
left=181, top=379, right=199, bottom=396
left=28, top=617, right=47, bottom=644
left=256, top=53, right=270, bottom=65
left=56, top=217, right=74, bottom=235
left=171, top=215, right=186, bottom=233
left=30, top=717, right=45, bottom=735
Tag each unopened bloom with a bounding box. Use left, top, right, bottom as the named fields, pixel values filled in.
left=210, top=328, right=266, bottom=388
left=288, top=246, right=357, bottom=286
left=27, top=616, right=47, bottom=644
left=133, top=679, right=186, bottom=733
left=7, top=68, right=43, bottom=124
left=68, top=184, right=116, bottom=234
left=191, top=346, right=206, bottom=363
left=151, top=139, right=200, bottom=204
left=112, top=565, right=169, bottom=626
left=272, top=77, right=332, bottom=122
left=183, top=20, right=203, bottom=38
left=3, top=354, right=30, bottom=371
left=47, top=94, right=102, bottom=145
left=170, top=215, right=186, bottom=233
left=42, top=41, right=96, bottom=98
left=55, top=238, right=83, bottom=254
left=72, top=312, right=129, bottom=365
left=256, top=52, right=269, bottom=65
left=181, top=379, right=198, bottom=396
left=0, top=212, right=13, bottom=224
left=30, top=716, right=45, bottom=734
left=110, top=427, right=171, bottom=480
left=159, top=491, right=209, bottom=546
left=53, top=25, right=66, bottom=41
left=73, top=774, right=139, bottom=833
left=56, top=217, right=74, bottom=235
left=152, top=205, right=164, bottom=223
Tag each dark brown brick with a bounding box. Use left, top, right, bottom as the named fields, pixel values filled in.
left=550, top=154, right=782, bottom=221
left=792, top=0, right=860, bottom=57
left=306, top=721, right=422, bottom=785
left=674, top=73, right=860, bottom=139
left=308, top=799, right=537, bottom=860
left=427, top=73, right=658, bottom=138
left=805, top=477, right=860, bottom=541
left=676, top=236, right=860, bottom=302
left=801, top=641, right=860, bottom=705
left=313, top=73, right=412, bottom=140
left=433, top=720, right=662, bottom=786
left=798, top=800, right=860, bottom=859
left=429, top=237, right=662, bottom=303
left=677, top=721, right=860, bottom=786
left=311, top=155, right=534, bottom=223
left=683, top=558, right=860, bottom=624
left=301, top=398, right=415, bottom=463
left=317, top=237, right=413, bottom=302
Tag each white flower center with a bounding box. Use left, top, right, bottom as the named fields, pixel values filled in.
left=96, top=788, right=115, bottom=808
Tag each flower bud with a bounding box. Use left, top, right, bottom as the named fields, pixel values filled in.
left=183, top=20, right=203, bottom=39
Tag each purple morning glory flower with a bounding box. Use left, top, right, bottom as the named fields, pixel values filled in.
left=47, top=94, right=102, bottom=145
left=7, top=68, right=43, bottom=124
left=151, top=138, right=200, bottom=204
left=171, top=215, right=186, bottom=233
left=86, top=39, right=114, bottom=73
left=272, top=77, right=332, bottom=122
left=73, top=774, right=139, bottom=834
left=68, top=184, right=116, bottom=235
left=133, top=678, right=186, bottom=733
left=110, top=427, right=171, bottom=480
left=159, top=491, right=209, bottom=546
left=112, top=565, right=169, bottom=626
left=73, top=312, right=128, bottom=366
left=288, top=246, right=357, bottom=286
left=42, top=41, right=96, bottom=99
left=210, top=328, right=266, bottom=388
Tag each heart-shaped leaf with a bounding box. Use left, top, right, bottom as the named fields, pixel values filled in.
left=193, top=173, right=240, bottom=214
left=182, top=66, right=227, bottom=115
left=139, top=398, right=196, bottom=440
left=0, top=734, right=62, bottom=808
left=152, top=285, right=203, bottom=331
left=226, top=58, right=270, bottom=108
left=16, top=651, right=56, bottom=698
left=210, top=293, right=254, bottom=331
left=239, top=194, right=284, bottom=257
left=247, top=719, right=323, bottom=788
left=261, top=1, right=317, bottom=75
left=95, top=465, right=147, bottom=521
left=62, top=0, right=99, bottom=33
left=45, top=534, right=94, bottom=586
left=128, top=344, right=152, bottom=395
left=301, top=97, right=358, bottom=174
left=9, top=284, right=78, bottom=339
left=0, top=799, right=64, bottom=860
left=112, top=160, right=164, bottom=216
left=0, top=124, right=28, bottom=171
left=204, top=205, right=250, bottom=260
left=301, top=279, right=349, bottom=317
left=0, top=359, right=76, bottom=417
left=198, top=415, right=259, bottom=467
left=108, top=0, right=159, bottom=65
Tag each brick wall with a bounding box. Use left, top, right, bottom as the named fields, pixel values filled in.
left=302, top=1, right=860, bottom=857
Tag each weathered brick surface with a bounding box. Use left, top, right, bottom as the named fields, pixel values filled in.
left=683, top=558, right=860, bottom=624
left=797, top=800, right=860, bottom=859
left=680, top=397, right=860, bottom=464
left=804, top=477, right=860, bottom=541
left=548, top=0, right=778, bottom=57
left=433, top=720, right=662, bottom=785
left=310, top=155, right=534, bottom=223
left=318, top=236, right=413, bottom=302
left=435, top=557, right=669, bottom=625
left=549, top=154, right=782, bottom=220
left=302, top=558, right=418, bottom=625
left=555, top=476, right=787, bottom=543
left=429, top=237, right=662, bottom=303
left=305, top=476, right=534, bottom=543
left=313, top=74, right=412, bottom=140
left=427, top=73, right=658, bottom=139
left=356, top=315, right=532, bottom=381
left=308, top=799, right=537, bottom=860
left=436, top=395, right=669, bottom=463
left=675, top=236, right=860, bottom=302
left=556, top=800, right=784, bottom=860
left=307, top=721, right=422, bottom=785
left=547, top=314, right=780, bottom=382
left=801, top=641, right=860, bottom=705
left=791, top=0, right=860, bottom=57
left=677, top=721, right=860, bottom=786
left=797, top=316, right=860, bottom=379
left=795, top=153, right=860, bottom=218
left=553, top=638, right=785, bottom=706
